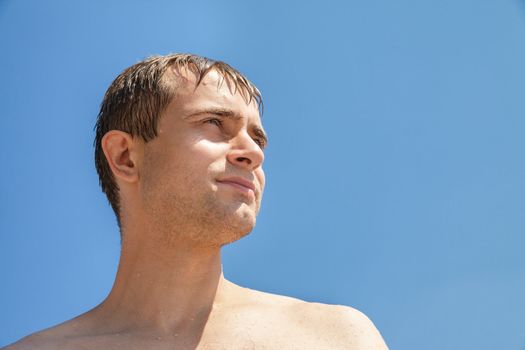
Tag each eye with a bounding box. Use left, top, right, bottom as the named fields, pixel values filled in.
left=204, top=118, right=223, bottom=127
left=253, top=138, right=266, bottom=149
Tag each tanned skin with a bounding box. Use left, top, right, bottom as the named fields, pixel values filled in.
left=3, top=68, right=388, bottom=350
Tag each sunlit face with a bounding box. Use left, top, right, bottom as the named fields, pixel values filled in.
left=138, top=68, right=266, bottom=247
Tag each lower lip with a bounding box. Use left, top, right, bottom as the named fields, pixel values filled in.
left=217, top=181, right=255, bottom=196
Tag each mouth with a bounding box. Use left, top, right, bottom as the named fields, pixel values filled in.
left=216, top=177, right=256, bottom=196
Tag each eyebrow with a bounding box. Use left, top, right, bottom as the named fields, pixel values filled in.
left=185, top=107, right=268, bottom=147
left=184, top=107, right=243, bottom=120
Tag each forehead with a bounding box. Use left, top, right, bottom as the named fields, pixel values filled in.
left=164, top=68, right=262, bottom=124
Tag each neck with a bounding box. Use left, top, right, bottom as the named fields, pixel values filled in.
left=96, top=227, right=231, bottom=335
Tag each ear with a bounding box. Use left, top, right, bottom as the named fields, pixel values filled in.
left=101, top=130, right=141, bottom=184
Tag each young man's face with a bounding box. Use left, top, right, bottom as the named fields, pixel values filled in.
left=138, top=68, right=266, bottom=246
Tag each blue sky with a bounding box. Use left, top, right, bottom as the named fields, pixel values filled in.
left=1, top=0, right=524, bottom=349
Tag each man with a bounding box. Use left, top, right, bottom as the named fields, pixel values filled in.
left=4, top=53, right=388, bottom=349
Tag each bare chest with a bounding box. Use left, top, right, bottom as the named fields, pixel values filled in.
left=50, top=333, right=334, bottom=350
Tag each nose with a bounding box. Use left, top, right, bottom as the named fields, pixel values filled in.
left=227, top=131, right=264, bottom=170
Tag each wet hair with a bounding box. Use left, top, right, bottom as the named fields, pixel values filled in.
left=94, top=53, right=263, bottom=227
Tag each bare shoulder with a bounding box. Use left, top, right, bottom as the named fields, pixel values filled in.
left=1, top=316, right=90, bottom=350
left=243, top=288, right=388, bottom=349
left=294, top=302, right=388, bottom=349
left=1, top=331, right=60, bottom=350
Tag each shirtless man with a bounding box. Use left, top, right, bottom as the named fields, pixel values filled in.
left=4, top=54, right=388, bottom=350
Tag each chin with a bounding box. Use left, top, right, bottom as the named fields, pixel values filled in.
left=216, top=212, right=257, bottom=247
left=219, top=230, right=252, bottom=247
left=183, top=196, right=259, bottom=247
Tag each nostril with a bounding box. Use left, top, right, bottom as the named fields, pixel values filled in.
left=236, top=156, right=252, bottom=164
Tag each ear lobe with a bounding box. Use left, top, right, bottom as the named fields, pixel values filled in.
left=102, top=130, right=140, bottom=183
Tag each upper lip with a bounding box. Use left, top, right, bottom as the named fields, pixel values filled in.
left=217, top=176, right=256, bottom=192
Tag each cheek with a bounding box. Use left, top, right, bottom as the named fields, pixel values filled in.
left=142, top=143, right=190, bottom=187
left=257, top=168, right=266, bottom=191
left=143, top=139, right=228, bottom=191
left=192, top=140, right=229, bottom=166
